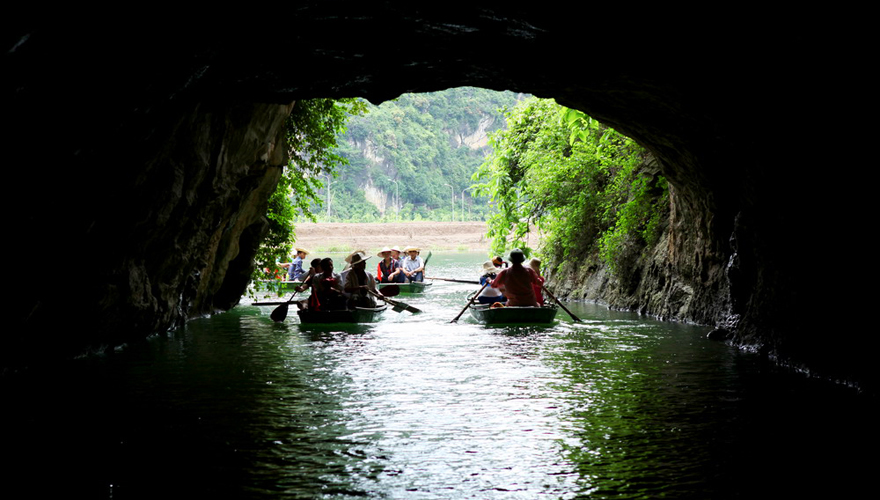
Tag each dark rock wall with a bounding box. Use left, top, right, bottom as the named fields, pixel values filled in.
left=3, top=11, right=872, bottom=390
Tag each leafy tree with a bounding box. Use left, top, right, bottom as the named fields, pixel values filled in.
left=253, top=98, right=367, bottom=286
left=472, top=97, right=667, bottom=275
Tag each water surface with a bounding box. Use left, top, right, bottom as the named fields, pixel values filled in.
left=3, top=253, right=872, bottom=498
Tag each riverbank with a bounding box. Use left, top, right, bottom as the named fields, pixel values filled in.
left=293, top=221, right=497, bottom=253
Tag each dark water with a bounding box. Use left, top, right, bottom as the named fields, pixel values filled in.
left=2, top=253, right=873, bottom=499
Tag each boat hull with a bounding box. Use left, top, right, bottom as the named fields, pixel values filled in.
left=377, top=281, right=432, bottom=293
left=468, top=304, right=558, bottom=324
left=297, top=305, right=387, bottom=324
left=255, top=280, right=304, bottom=291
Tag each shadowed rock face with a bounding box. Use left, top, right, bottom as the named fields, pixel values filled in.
left=3, top=9, right=871, bottom=390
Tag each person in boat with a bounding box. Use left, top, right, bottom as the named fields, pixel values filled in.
left=295, top=258, right=322, bottom=310
left=528, top=257, right=545, bottom=306
left=376, top=247, right=403, bottom=283
left=340, top=249, right=366, bottom=300
left=343, top=251, right=378, bottom=308
left=390, top=245, right=407, bottom=283
left=313, top=257, right=346, bottom=310
left=401, top=246, right=426, bottom=282
left=288, top=247, right=310, bottom=281
left=490, top=249, right=540, bottom=307
left=477, top=260, right=506, bottom=305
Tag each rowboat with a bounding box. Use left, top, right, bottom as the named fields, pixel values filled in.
left=468, top=303, right=558, bottom=324
left=297, top=304, right=387, bottom=324
left=377, top=281, right=432, bottom=294
left=255, top=279, right=304, bottom=291
left=277, top=280, right=304, bottom=290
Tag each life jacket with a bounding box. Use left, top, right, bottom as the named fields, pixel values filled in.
left=377, top=258, right=399, bottom=283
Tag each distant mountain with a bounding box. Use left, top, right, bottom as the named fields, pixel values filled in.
left=310, top=87, right=526, bottom=222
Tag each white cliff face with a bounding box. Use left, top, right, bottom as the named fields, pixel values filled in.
left=363, top=179, right=389, bottom=214
left=452, top=115, right=496, bottom=150
left=350, top=113, right=496, bottom=215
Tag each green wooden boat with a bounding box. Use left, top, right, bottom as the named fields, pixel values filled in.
left=377, top=281, right=432, bottom=294
left=468, top=304, right=558, bottom=324
left=255, top=279, right=304, bottom=291
left=297, top=304, right=387, bottom=324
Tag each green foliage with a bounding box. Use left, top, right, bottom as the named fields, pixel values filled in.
left=253, top=98, right=367, bottom=288
left=472, top=97, right=668, bottom=275
left=302, top=87, right=524, bottom=222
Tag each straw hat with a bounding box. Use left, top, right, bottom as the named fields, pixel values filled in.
left=404, top=246, right=421, bottom=253
left=377, top=246, right=393, bottom=257
left=345, top=249, right=367, bottom=263
left=348, top=251, right=371, bottom=266
left=295, top=247, right=309, bottom=255
left=391, top=245, right=402, bottom=253
left=481, top=261, right=498, bottom=275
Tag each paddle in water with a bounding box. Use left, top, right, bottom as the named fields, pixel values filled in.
left=270, top=289, right=300, bottom=322
left=451, top=281, right=489, bottom=323
left=542, top=285, right=582, bottom=322
left=427, top=276, right=479, bottom=284
left=368, top=288, right=421, bottom=314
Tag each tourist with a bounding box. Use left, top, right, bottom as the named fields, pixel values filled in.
left=401, top=247, right=426, bottom=282
left=314, top=257, right=345, bottom=310
left=288, top=247, right=310, bottom=281
left=391, top=245, right=407, bottom=283
left=528, top=258, right=545, bottom=306
left=340, top=249, right=366, bottom=298
left=376, top=247, right=403, bottom=283
left=477, top=260, right=506, bottom=305
left=344, top=251, right=378, bottom=308
left=490, top=249, right=539, bottom=306
left=295, top=258, right=322, bottom=310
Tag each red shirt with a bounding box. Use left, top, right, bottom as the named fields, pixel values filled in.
left=492, top=264, right=539, bottom=306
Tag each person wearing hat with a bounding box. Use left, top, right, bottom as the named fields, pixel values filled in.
left=343, top=251, right=378, bottom=308
left=528, top=258, right=545, bottom=306
left=288, top=247, right=310, bottom=281
left=339, top=249, right=366, bottom=296
left=490, top=249, right=539, bottom=306
left=390, top=246, right=407, bottom=283
left=477, top=260, right=506, bottom=305
left=400, top=247, right=425, bottom=282
left=376, top=247, right=403, bottom=283
left=492, top=255, right=508, bottom=269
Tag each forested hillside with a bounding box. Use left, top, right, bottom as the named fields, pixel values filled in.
left=304, top=87, right=525, bottom=222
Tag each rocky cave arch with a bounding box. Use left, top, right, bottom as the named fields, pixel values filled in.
left=4, top=10, right=872, bottom=392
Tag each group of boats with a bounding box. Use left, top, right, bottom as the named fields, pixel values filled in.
left=254, top=278, right=562, bottom=326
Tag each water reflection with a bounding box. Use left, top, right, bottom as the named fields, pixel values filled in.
left=2, top=253, right=873, bottom=499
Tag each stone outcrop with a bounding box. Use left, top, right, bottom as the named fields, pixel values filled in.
left=3, top=10, right=872, bottom=391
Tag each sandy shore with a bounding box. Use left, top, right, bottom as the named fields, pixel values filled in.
left=292, top=221, right=493, bottom=253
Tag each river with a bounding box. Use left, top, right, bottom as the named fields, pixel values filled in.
left=2, top=253, right=872, bottom=499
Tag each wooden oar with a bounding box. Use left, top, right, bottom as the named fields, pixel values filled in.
left=451, top=282, right=489, bottom=323
left=427, top=276, right=479, bottom=284
left=367, top=289, right=421, bottom=314
left=542, top=285, right=582, bottom=322
left=270, top=290, right=300, bottom=322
